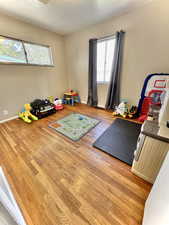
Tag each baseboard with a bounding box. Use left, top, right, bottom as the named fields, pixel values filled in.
left=81, top=101, right=87, bottom=104
left=81, top=101, right=105, bottom=109
left=97, top=105, right=105, bottom=109
left=0, top=115, right=18, bottom=124
left=131, top=168, right=153, bottom=184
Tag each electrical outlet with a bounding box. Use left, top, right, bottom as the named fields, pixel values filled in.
left=3, top=110, right=8, bottom=115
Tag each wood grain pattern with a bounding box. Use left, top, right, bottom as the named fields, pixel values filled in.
left=0, top=104, right=152, bottom=225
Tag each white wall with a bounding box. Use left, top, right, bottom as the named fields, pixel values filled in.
left=0, top=13, right=68, bottom=121
left=64, top=0, right=169, bottom=107
left=1, top=0, right=169, bottom=119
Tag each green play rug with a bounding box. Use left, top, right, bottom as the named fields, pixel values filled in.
left=49, top=113, right=100, bottom=141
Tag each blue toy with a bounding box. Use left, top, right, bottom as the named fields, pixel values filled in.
left=79, top=116, right=84, bottom=120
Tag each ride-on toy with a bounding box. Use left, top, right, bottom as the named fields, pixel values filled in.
left=19, top=104, right=38, bottom=123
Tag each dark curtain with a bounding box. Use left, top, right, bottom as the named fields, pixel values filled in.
left=105, top=31, right=125, bottom=110
left=87, top=39, right=98, bottom=107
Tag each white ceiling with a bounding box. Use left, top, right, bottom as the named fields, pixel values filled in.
left=0, top=0, right=152, bottom=35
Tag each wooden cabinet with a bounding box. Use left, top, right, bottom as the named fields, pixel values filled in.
left=132, top=136, right=169, bottom=184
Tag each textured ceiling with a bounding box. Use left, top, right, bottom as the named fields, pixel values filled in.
left=0, top=0, right=153, bottom=34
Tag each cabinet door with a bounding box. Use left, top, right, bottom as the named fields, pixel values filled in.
left=132, top=137, right=169, bottom=183
left=134, top=133, right=146, bottom=161
left=0, top=168, right=27, bottom=225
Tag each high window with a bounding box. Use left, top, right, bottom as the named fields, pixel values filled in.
left=0, top=35, right=53, bottom=66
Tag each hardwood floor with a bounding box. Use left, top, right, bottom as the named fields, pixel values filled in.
left=0, top=104, right=152, bottom=225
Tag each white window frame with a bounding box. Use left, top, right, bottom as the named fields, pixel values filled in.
left=97, top=36, right=116, bottom=84
left=0, top=35, right=54, bottom=67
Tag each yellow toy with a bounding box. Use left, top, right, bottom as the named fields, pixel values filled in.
left=19, top=104, right=38, bottom=123
left=48, top=96, right=54, bottom=104
left=112, top=101, right=129, bottom=118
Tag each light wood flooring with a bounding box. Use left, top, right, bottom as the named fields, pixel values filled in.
left=0, top=104, right=152, bottom=225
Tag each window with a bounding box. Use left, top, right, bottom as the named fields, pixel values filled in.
left=24, top=43, right=53, bottom=65
left=0, top=36, right=53, bottom=66
left=0, top=37, right=26, bottom=64
left=97, top=37, right=116, bottom=83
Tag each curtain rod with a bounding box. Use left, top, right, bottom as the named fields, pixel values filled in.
left=98, top=34, right=115, bottom=42
left=97, top=30, right=125, bottom=42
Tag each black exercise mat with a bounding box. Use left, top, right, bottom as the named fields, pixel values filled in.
left=93, top=118, right=141, bottom=165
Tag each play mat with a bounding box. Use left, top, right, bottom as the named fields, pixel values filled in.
left=49, top=113, right=100, bottom=141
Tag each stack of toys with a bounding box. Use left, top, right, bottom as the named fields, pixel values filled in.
left=63, top=89, right=80, bottom=106
left=19, top=95, right=66, bottom=123
left=113, top=74, right=169, bottom=122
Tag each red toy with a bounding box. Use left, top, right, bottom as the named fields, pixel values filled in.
left=55, top=104, right=63, bottom=110
left=54, top=98, right=64, bottom=111
left=137, top=97, right=152, bottom=122
left=137, top=74, right=169, bottom=122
